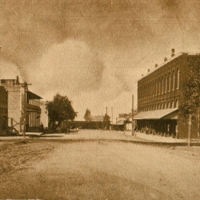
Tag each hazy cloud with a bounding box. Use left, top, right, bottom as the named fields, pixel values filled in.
left=1, top=0, right=200, bottom=119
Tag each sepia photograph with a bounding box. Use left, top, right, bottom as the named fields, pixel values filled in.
left=0, top=0, right=200, bottom=199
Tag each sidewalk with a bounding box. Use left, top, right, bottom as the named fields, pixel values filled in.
left=124, top=130, right=188, bottom=143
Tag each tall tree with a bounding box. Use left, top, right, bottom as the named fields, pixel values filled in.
left=103, top=113, right=110, bottom=130
left=46, top=94, right=77, bottom=129
left=180, top=60, right=200, bottom=146
left=84, top=108, right=92, bottom=122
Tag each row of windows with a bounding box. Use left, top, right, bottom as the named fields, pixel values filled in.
left=139, top=99, right=179, bottom=112
left=138, top=69, right=180, bottom=100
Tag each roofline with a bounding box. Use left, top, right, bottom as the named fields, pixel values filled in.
left=137, top=52, right=200, bottom=82
left=138, top=53, right=183, bottom=81
left=27, top=91, right=42, bottom=99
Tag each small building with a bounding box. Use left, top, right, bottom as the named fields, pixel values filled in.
left=135, top=49, right=200, bottom=139
left=113, top=113, right=135, bottom=131
left=0, top=76, right=42, bottom=132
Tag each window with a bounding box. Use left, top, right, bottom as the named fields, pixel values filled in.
left=175, top=99, right=179, bottom=108
left=172, top=71, right=175, bottom=90
left=171, top=100, right=174, bottom=108
left=168, top=73, right=171, bottom=92
left=177, top=69, right=180, bottom=89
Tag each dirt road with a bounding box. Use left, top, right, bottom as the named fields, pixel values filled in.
left=0, top=139, right=200, bottom=200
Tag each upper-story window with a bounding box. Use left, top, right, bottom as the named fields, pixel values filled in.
left=165, top=74, right=167, bottom=93
left=177, top=69, right=180, bottom=89
left=172, top=71, right=175, bottom=90
left=161, top=76, right=164, bottom=94
left=168, top=101, right=171, bottom=109
left=175, top=99, right=179, bottom=108
left=171, top=100, right=175, bottom=108
left=168, top=73, right=171, bottom=92
left=155, top=79, right=158, bottom=95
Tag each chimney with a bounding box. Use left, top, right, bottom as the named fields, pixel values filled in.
left=164, top=57, right=167, bottom=62
left=171, top=48, right=175, bottom=57
left=15, top=76, right=19, bottom=84
left=155, top=64, right=158, bottom=68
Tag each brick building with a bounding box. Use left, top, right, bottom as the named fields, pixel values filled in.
left=0, top=77, right=42, bottom=132
left=135, top=49, right=200, bottom=139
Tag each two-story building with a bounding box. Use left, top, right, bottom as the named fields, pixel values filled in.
left=135, top=49, right=200, bottom=139
left=0, top=76, right=42, bottom=133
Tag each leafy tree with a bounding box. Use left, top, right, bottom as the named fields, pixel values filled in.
left=180, top=62, right=200, bottom=115
left=84, top=108, right=92, bottom=122
left=46, top=94, right=77, bottom=129
left=180, top=60, right=200, bottom=145
left=103, top=114, right=110, bottom=130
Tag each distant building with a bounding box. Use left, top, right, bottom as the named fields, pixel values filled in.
left=0, top=76, right=42, bottom=132
left=135, top=49, right=200, bottom=139
left=90, top=115, right=104, bottom=122
left=113, top=112, right=136, bottom=131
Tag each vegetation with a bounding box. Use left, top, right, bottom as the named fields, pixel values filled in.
left=84, top=108, right=92, bottom=122
left=103, top=113, right=110, bottom=130
left=180, top=60, right=200, bottom=116
left=46, top=94, right=77, bottom=129
left=180, top=60, right=200, bottom=145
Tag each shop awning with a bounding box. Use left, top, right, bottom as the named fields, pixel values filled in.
left=134, top=108, right=178, bottom=120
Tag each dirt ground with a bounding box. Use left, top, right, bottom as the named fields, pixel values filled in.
left=0, top=139, right=200, bottom=200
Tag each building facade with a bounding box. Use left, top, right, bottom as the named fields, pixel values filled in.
left=135, top=50, right=200, bottom=139
left=0, top=77, right=42, bottom=132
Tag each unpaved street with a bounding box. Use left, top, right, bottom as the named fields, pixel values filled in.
left=0, top=138, right=200, bottom=199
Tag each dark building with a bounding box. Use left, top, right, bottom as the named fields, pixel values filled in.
left=0, top=86, right=8, bottom=134
left=135, top=49, right=200, bottom=139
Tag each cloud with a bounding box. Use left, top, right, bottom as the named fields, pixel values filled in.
left=2, top=0, right=200, bottom=120
left=28, top=39, right=105, bottom=99
left=0, top=60, right=23, bottom=80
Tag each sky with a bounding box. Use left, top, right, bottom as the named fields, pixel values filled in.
left=1, top=0, right=200, bottom=120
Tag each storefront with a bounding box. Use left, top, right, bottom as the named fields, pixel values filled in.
left=134, top=108, right=178, bottom=137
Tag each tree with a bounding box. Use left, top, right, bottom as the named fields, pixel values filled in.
left=180, top=60, right=200, bottom=146
left=84, top=108, right=92, bottom=122
left=46, top=94, right=77, bottom=129
left=103, top=114, right=110, bottom=130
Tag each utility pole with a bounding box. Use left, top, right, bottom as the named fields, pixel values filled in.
left=102, top=111, right=103, bottom=130
left=21, top=82, right=31, bottom=138
left=188, top=114, right=192, bottom=147
left=111, top=107, right=113, bottom=131
left=132, top=94, right=135, bottom=136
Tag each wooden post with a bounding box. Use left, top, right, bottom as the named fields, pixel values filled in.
left=132, top=94, right=135, bottom=136
left=111, top=107, right=113, bottom=131
left=188, top=114, right=192, bottom=147
left=22, top=82, right=27, bottom=138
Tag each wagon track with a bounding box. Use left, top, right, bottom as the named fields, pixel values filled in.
left=0, top=141, right=55, bottom=175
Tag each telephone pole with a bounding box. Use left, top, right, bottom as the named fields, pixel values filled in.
left=132, top=94, right=135, bottom=136
left=111, top=107, right=113, bottom=131
left=21, top=82, right=31, bottom=138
